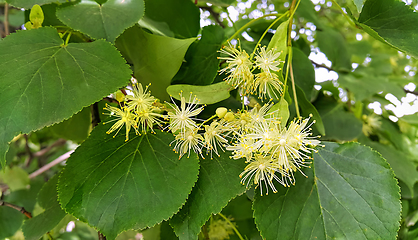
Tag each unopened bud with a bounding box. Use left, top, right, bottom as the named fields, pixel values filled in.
left=224, top=112, right=235, bottom=121
left=216, top=107, right=228, bottom=118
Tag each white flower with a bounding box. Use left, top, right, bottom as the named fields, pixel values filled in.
left=218, top=42, right=254, bottom=88
left=171, top=128, right=204, bottom=159
left=136, top=107, right=164, bottom=133
left=239, top=155, right=287, bottom=196
left=167, top=93, right=204, bottom=133
left=125, top=83, right=155, bottom=113
left=226, top=135, right=255, bottom=161
left=254, top=71, right=283, bottom=100
left=204, top=121, right=228, bottom=158
left=254, top=46, right=283, bottom=72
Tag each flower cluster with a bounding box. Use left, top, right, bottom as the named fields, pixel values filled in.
left=362, top=114, right=381, bottom=136
left=219, top=42, right=284, bottom=100
left=103, top=83, right=163, bottom=141
left=167, top=92, right=230, bottom=159
left=207, top=216, right=236, bottom=240
left=222, top=104, right=320, bottom=195
left=104, top=82, right=320, bottom=196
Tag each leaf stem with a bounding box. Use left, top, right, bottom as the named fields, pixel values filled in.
left=250, top=11, right=289, bottom=59
left=222, top=13, right=282, bottom=45
left=199, top=114, right=217, bottom=128
left=290, top=62, right=300, bottom=118
left=65, top=32, right=72, bottom=45
left=4, top=3, right=9, bottom=36
left=218, top=213, right=244, bottom=240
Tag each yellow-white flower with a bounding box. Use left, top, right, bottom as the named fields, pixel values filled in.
left=226, top=136, right=255, bottom=161
left=171, top=128, right=204, bottom=159
left=136, top=107, right=164, bottom=133
left=204, top=121, right=228, bottom=158
left=167, top=93, right=204, bottom=133
left=362, top=114, right=381, bottom=136
left=103, top=104, right=138, bottom=141
left=254, top=71, right=283, bottom=100
left=218, top=42, right=253, bottom=88
left=125, top=83, right=155, bottom=113
left=208, top=217, right=235, bottom=240
left=254, top=46, right=283, bottom=72
left=239, top=154, right=286, bottom=196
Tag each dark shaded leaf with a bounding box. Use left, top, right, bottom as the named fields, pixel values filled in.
left=172, top=25, right=225, bottom=86
left=170, top=153, right=246, bottom=240
left=58, top=125, right=199, bottom=239
left=254, top=142, right=401, bottom=240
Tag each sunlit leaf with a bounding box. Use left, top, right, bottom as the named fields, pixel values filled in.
left=56, top=0, right=145, bottom=42
left=0, top=27, right=131, bottom=167
left=167, top=82, right=232, bottom=105
left=6, top=0, right=66, bottom=9
left=358, top=0, right=418, bottom=58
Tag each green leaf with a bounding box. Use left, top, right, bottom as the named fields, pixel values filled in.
left=357, top=0, right=418, bottom=58
left=116, top=26, right=196, bottom=101
left=170, top=152, right=246, bottom=240
left=315, top=96, right=362, bottom=141
left=292, top=85, right=325, bottom=135
left=58, top=124, right=200, bottom=239
left=167, top=82, right=232, bottom=105
left=0, top=166, right=29, bottom=191
left=6, top=0, right=66, bottom=9
left=268, top=97, right=289, bottom=128
left=49, top=107, right=91, bottom=142
left=316, top=28, right=351, bottom=72
left=172, top=25, right=225, bottom=86
left=0, top=27, right=131, bottom=167
left=353, top=0, right=366, bottom=12
left=199, top=0, right=235, bottom=7
left=138, top=0, right=199, bottom=38
left=253, top=142, right=401, bottom=240
left=0, top=207, right=24, bottom=239
left=56, top=0, right=145, bottom=43
left=267, top=19, right=289, bottom=58
left=292, top=47, right=315, bottom=100
left=360, top=140, right=418, bottom=198
left=339, top=73, right=404, bottom=101
left=22, top=174, right=67, bottom=240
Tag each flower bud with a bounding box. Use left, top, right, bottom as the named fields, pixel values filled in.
left=216, top=107, right=228, bottom=118
left=224, top=112, right=235, bottom=121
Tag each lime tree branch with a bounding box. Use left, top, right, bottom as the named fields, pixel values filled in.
left=29, top=150, right=74, bottom=179
left=0, top=200, right=32, bottom=218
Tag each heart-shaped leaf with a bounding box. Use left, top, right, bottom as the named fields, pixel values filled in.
left=253, top=142, right=401, bottom=240
left=56, top=0, right=145, bottom=42
left=0, top=27, right=132, bottom=167
left=170, top=153, right=246, bottom=240
left=58, top=125, right=200, bottom=239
